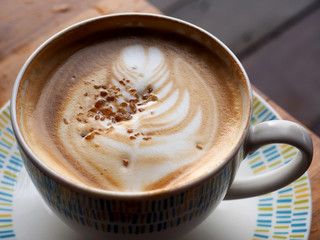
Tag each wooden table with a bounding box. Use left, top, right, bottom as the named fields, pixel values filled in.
left=1, top=0, right=319, bottom=239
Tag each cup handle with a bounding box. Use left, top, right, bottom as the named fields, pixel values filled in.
left=224, top=120, right=313, bottom=200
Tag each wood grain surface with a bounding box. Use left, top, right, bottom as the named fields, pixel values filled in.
left=0, top=0, right=319, bottom=238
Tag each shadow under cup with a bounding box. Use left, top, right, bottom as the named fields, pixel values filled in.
left=10, top=13, right=274, bottom=240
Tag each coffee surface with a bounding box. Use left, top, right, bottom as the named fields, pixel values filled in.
left=18, top=28, right=248, bottom=192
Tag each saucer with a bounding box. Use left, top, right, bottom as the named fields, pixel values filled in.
left=0, top=92, right=311, bottom=240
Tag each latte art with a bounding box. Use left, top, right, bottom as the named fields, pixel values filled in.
left=58, top=44, right=217, bottom=191
left=18, top=30, right=246, bottom=192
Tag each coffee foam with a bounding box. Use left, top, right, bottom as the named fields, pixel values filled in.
left=18, top=29, right=248, bottom=192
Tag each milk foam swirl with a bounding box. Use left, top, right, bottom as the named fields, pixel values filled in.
left=57, top=44, right=219, bottom=191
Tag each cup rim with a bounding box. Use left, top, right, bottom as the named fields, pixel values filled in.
left=10, top=12, right=253, bottom=199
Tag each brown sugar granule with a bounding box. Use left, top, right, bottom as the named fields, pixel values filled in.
left=129, top=100, right=137, bottom=113
left=83, top=82, right=159, bottom=131
left=123, top=113, right=133, bottom=121
left=122, top=159, right=129, bottom=167
left=196, top=144, right=203, bottom=150
left=148, top=94, right=158, bottom=102
left=84, top=92, right=88, bottom=96
left=114, top=113, right=132, bottom=122
left=127, top=129, right=134, bottom=134
left=100, top=91, right=108, bottom=97
left=106, top=96, right=115, bottom=102
left=117, top=108, right=126, bottom=114
left=100, top=106, right=113, bottom=114
left=95, top=99, right=106, bottom=109
left=143, top=137, right=152, bottom=141
left=84, top=131, right=100, bottom=140
left=134, top=133, right=140, bottom=137
left=120, top=102, right=128, bottom=108
left=63, top=118, right=69, bottom=124
left=130, top=98, right=139, bottom=104
left=130, top=136, right=136, bottom=140
left=129, top=88, right=136, bottom=94
left=76, top=117, right=82, bottom=122
left=84, top=133, right=94, bottom=140
left=89, top=108, right=98, bottom=113
left=114, top=113, right=124, bottom=122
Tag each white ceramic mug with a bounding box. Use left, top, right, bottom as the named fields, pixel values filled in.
left=10, top=13, right=313, bottom=240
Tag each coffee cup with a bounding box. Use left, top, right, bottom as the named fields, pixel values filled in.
left=10, top=13, right=313, bottom=239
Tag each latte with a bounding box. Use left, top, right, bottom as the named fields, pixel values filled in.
left=17, top=27, right=249, bottom=192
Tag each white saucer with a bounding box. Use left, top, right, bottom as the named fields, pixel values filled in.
left=0, top=92, right=312, bottom=240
